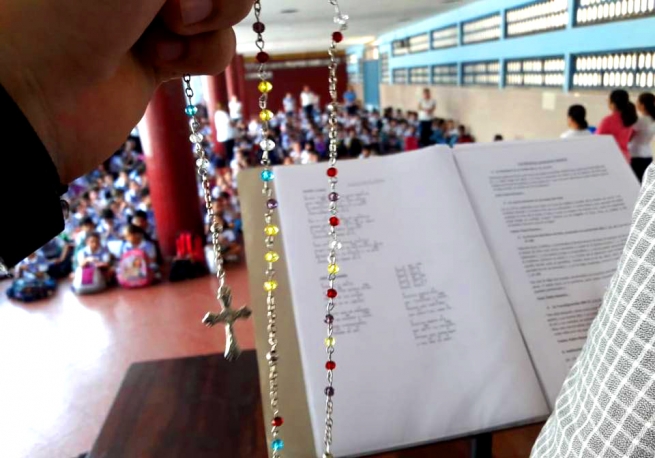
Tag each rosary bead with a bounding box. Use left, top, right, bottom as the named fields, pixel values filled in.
left=326, top=361, right=336, bottom=370
left=260, top=138, right=276, bottom=151
left=272, top=416, right=284, bottom=427
left=189, top=133, right=204, bottom=143
left=328, top=192, right=339, bottom=202
left=264, top=280, right=278, bottom=291
left=265, top=251, right=280, bottom=263
left=329, top=217, right=340, bottom=226
left=271, top=439, right=285, bottom=451
left=267, top=350, right=279, bottom=362
left=256, top=51, right=270, bottom=63
left=258, top=80, right=273, bottom=94
left=253, top=21, right=266, bottom=33
left=332, top=31, right=344, bottom=43
left=327, top=263, right=340, bottom=275
left=327, top=288, right=338, bottom=298
left=185, top=105, right=198, bottom=116
left=260, top=109, right=274, bottom=121
left=324, top=386, right=335, bottom=396
left=327, top=167, right=338, bottom=177
left=264, top=225, right=280, bottom=236
left=325, top=336, right=336, bottom=347
left=330, top=240, right=342, bottom=250
left=324, top=314, right=334, bottom=324
left=261, top=170, right=274, bottom=182
left=195, top=158, right=210, bottom=169
left=267, top=199, right=278, bottom=209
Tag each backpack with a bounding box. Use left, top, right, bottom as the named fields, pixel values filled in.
left=169, top=232, right=207, bottom=282
left=7, top=277, right=57, bottom=302
left=117, top=247, right=153, bottom=288
left=72, top=265, right=107, bottom=295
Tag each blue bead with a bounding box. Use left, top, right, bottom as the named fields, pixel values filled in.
left=185, top=105, right=198, bottom=116
left=261, top=170, right=274, bottom=182
left=272, top=439, right=285, bottom=451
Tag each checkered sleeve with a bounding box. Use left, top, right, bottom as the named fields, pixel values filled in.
left=531, top=165, right=655, bottom=458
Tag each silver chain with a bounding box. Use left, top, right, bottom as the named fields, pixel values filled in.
left=182, top=76, right=227, bottom=299
left=323, top=2, right=348, bottom=457
left=252, top=2, right=285, bottom=456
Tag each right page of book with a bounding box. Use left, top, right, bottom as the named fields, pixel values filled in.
left=273, top=148, right=548, bottom=457
left=454, top=136, right=641, bottom=407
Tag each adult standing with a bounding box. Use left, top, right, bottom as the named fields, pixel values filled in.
left=344, top=84, right=358, bottom=116
left=214, top=103, right=236, bottom=165
left=283, top=92, right=295, bottom=116
left=629, top=92, right=655, bottom=182
left=417, top=88, right=436, bottom=147
left=300, top=85, right=315, bottom=120
left=596, top=89, right=638, bottom=163
left=228, top=95, right=242, bottom=122
left=561, top=104, right=592, bottom=139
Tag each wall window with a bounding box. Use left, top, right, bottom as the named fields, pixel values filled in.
left=576, top=0, right=655, bottom=25
left=392, top=39, right=409, bottom=57
left=505, top=57, right=566, bottom=87
left=572, top=50, right=655, bottom=89
left=409, top=67, right=430, bottom=85
left=392, top=33, right=430, bottom=56
left=380, top=53, right=390, bottom=84
left=431, top=25, right=459, bottom=49
left=463, top=61, right=501, bottom=85
left=462, top=14, right=502, bottom=44
left=506, top=0, right=569, bottom=37
left=432, top=64, right=459, bottom=85
left=393, top=68, right=409, bottom=84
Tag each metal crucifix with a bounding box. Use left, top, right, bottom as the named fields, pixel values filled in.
left=202, top=286, right=252, bottom=361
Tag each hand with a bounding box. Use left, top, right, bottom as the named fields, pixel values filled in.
left=0, top=0, right=254, bottom=183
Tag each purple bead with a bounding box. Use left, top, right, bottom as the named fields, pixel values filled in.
left=328, top=192, right=339, bottom=202
left=325, top=386, right=335, bottom=396
left=324, top=314, right=334, bottom=324
left=267, top=199, right=278, bottom=209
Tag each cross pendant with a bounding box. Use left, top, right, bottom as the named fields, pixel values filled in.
left=202, top=286, right=252, bottom=361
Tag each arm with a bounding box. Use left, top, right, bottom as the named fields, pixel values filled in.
left=596, top=116, right=611, bottom=135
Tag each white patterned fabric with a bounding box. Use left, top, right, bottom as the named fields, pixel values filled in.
left=532, top=166, right=655, bottom=458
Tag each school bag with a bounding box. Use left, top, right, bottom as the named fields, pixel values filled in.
left=72, top=264, right=107, bottom=295
left=6, top=277, right=57, bottom=302
left=117, top=245, right=153, bottom=288
left=169, top=232, right=207, bottom=282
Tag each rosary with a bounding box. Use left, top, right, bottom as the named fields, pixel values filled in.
left=182, top=0, right=348, bottom=456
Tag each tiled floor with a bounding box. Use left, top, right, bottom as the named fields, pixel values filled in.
left=0, top=262, right=543, bottom=458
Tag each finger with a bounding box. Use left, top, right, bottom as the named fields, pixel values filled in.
left=160, top=0, right=255, bottom=36
left=140, top=27, right=237, bottom=81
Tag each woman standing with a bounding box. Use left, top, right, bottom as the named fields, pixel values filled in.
left=629, top=92, right=655, bottom=182
left=561, top=104, right=591, bottom=138
left=596, top=89, right=638, bottom=163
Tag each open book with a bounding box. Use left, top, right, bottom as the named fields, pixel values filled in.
left=238, top=136, right=641, bottom=458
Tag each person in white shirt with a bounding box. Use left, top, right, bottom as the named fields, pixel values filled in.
left=418, top=88, right=436, bottom=147
left=629, top=92, right=655, bottom=182
left=561, top=104, right=592, bottom=139
left=228, top=95, right=243, bottom=122
left=300, top=86, right=315, bottom=120
left=76, top=233, right=112, bottom=270
left=283, top=92, right=296, bottom=115
left=214, top=103, right=236, bottom=163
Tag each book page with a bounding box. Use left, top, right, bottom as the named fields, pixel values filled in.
left=273, top=149, right=548, bottom=457
left=454, top=137, right=641, bottom=407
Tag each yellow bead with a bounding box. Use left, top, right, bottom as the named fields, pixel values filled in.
left=264, top=280, right=278, bottom=292
left=327, top=264, right=340, bottom=275
left=260, top=109, right=274, bottom=121
left=265, top=251, right=280, bottom=263
left=258, top=81, right=273, bottom=93
left=264, top=225, right=280, bottom=236
left=325, top=336, right=336, bottom=347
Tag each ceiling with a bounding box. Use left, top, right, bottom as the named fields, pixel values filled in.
left=234, top=0, right=468, bottom=55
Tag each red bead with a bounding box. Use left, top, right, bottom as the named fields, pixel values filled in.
left=332, top=31, right=344, bottom=43
left=326, top=361, right=336, bottom=370
left=272, top=416, right=283, bottom=427
left=327, top=288, right=338, bottom=298
left=253, top=21, right=266, bottom=33
left=329, top=217, right=340, bottom=226
left=327, top=167, right=338, bottom=177
left=256, top=51, right=270, bottom=63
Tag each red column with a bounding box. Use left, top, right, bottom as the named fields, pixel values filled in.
left=139, top=80, right=204, bottom=258
left=202, top=73, right=229, bottom=146
left=225, top=59, right=239, bottom=101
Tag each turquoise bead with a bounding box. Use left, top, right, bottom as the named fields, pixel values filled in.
left=272, top=439, right=285, bottom=451
left=261, top=170, right=274, bottom=182
left=185, top=105, right=198, bottom=116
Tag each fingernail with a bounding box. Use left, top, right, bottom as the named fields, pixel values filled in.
left=181, top=0, right=213, bottom=25
left=157, top=40, right=184, bottom=61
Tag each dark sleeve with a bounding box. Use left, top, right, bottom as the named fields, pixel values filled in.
left=0, top=85, right=65, bottom=268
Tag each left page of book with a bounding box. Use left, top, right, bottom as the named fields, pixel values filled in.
left=273, top=148, right=549, bottom=457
